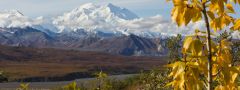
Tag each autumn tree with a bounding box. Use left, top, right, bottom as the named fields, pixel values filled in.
left=165, top=34, right=182, bottom=61
left=166, top=0, right=240, bottom=90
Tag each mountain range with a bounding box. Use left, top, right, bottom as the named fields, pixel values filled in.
left=0, top=26, right=167, bottom=56
left=0, top=3, right=239, bottom=56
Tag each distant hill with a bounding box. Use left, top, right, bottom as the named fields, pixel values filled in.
left=0, top=45, right=168, bottom=81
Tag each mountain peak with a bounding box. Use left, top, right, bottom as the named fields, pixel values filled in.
left=104, top=3, right=139, bottom=20
left=53, top=3, right=139, bottom=33
left=106, top=3, right=118, bottom=9
left=75, top=3, right=139, bottom=20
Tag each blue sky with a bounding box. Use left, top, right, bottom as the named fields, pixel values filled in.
left=0, top=0, right=172, bottom=18
left=0, top=0, right=238, bottom=18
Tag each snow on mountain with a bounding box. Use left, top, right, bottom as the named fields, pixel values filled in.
left=53, top=2, right=239, bottom=39
left=53, top=3, right=139, bottom=33
left=0, top=10, right=44, bottom=28
left=0, top=4, right=238, bottom=39
left=53, top=3, right=206, bottom=38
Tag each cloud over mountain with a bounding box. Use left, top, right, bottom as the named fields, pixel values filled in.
left=0, top=3, right=238, bottom=39
left=52, top=3, right=210, bottom=37
left=0, top=10, right=45, bottom=28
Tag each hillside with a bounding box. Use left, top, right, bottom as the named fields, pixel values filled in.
left=0, top=45, right=168, bottom=81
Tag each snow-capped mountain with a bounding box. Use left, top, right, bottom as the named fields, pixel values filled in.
left=53, top=3, right=139, bottom=34
left=0, top=3, right=238, bottom=39
left=52, top=3, right=183, bottom=38
left=52, top=3, right=184, bottom=38
left=53, top=3, right=239, bottom=38
left=0, top=3, right=238, bottom=56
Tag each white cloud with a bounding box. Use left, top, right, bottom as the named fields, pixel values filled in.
left=119, top=15, right=206, bottom=36
left=0, top=10, right=44, bottom=28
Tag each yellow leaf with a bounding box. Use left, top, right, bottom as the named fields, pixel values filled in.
left=217, top=0, right=225, bottom=14
left=202, top=0, right=207, bottom=3
left=231, top=19, right=240, bottom=30
left=210, top=0, right=225, bottom=14
left=171, top=7, right=184, bottom=26
left=226, top=3, right=235, bottom=13
left=182, top=36, right=193, bottom=53
left=192, top=11, right=202, bottom=22
left=183, top=36, right=204, bottom=56
left=172, top=0, right=187, bottom=6
left=191, top=39, right=204, bottom=56
left=207, top=11, right=215, bottom=20
left=183, top=7, right=192, bottom=25
left=211, top=17, right=222, bottom=31
left=231, top=71, right=238, bottom=83
left=19, top=83, right=29, bottom=90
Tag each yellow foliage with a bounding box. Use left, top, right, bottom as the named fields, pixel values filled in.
left=97, top=71, right=108, bottom=79
left=167, top=59, right=207, bottom=90
left=210, top=14, right=233, bottom=31
left=170, top=0, right=238, bottom=31
left=226, top=3, right=235, bottom=13
left=167, top=34, right=239, bottom=90
left=171, top=0, right=202, bottom=26
left=207, top=11, right=215, bottom=20
left=167, top=0, right=239, bottom=90
left=231, top=19, right=240, bottom=30
left=17, top=83, right=29, bottom=90
left=182, top=36, right=204, bottom=56
left=63, top=81, right=81, bottom=90
left=209, top=0, right=225, bottom=14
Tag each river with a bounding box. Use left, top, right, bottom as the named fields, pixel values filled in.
left=0, top=74, right=137, bottom=89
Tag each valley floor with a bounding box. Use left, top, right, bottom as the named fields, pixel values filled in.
left=0, top=45, right=168, bottom=82
left=0, top=74, right=137, bottom=89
